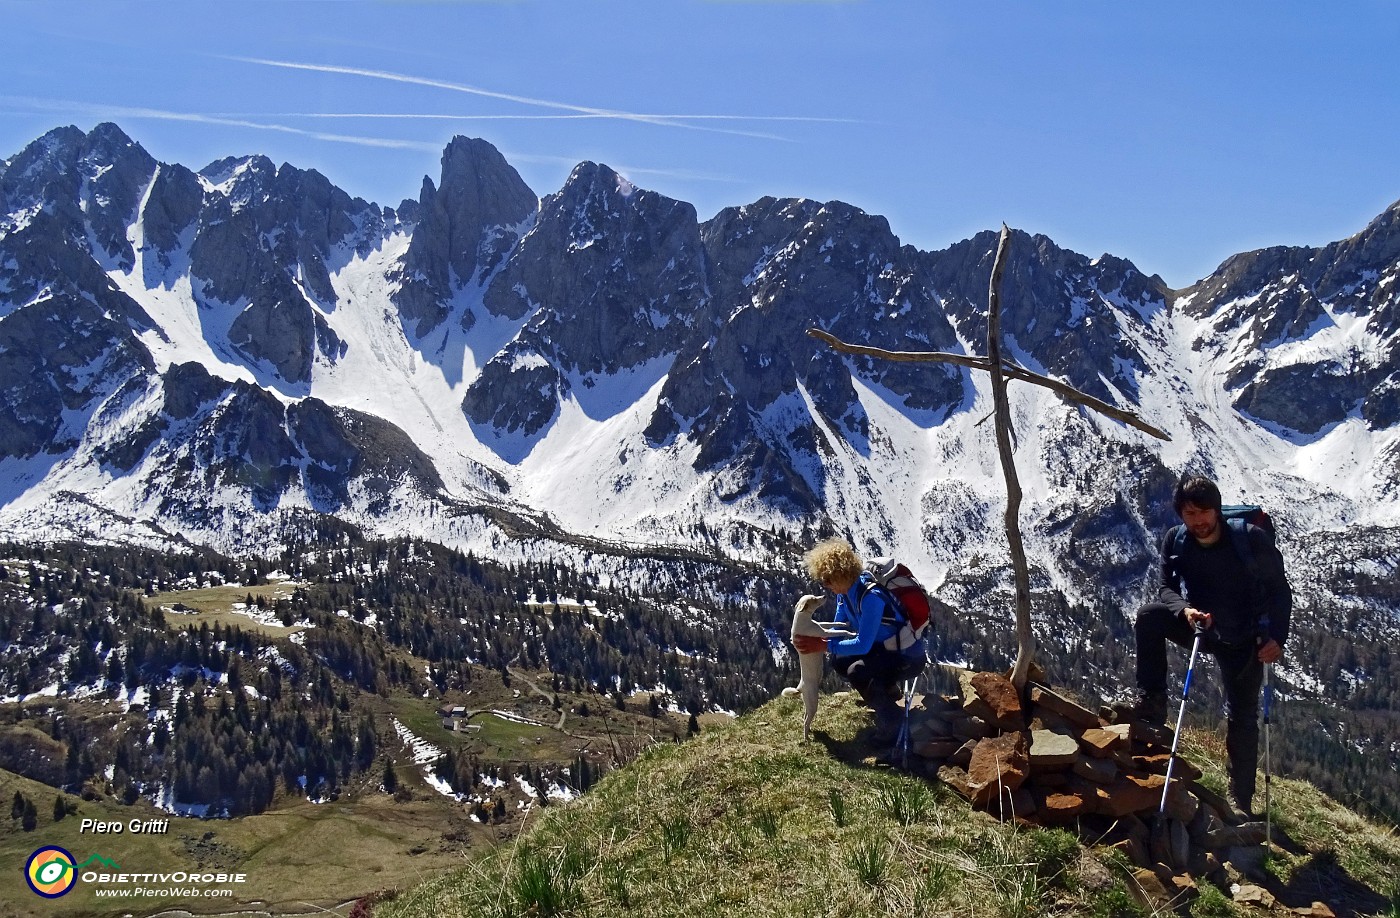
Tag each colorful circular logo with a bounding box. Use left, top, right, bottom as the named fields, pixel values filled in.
left=25, top=846, right=77, bottom=898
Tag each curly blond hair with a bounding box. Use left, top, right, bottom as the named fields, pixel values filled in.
left=804, top=537, right=863, bottom=585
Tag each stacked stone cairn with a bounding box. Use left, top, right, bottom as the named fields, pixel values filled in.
left=900, top=671, right=1297, bottom=912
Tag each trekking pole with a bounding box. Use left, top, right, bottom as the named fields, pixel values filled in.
left=897, top=677, right=916, bottom=769
left=1160, top=622, right=1206, bottom=815
left=1263, top=662, right=1273, bottom=847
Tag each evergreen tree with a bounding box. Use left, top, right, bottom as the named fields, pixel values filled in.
left=382, top=760, right=398, bottom=795
left=22, top=799, right=37, bottom=831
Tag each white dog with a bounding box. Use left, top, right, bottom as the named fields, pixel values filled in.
left=781, top=594, right=854, bottom=740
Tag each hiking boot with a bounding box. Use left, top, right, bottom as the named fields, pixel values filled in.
left=1229, top=784, right=1258, bottom=822
left=856, top=684, right=903, bottom=745
left=1111, top=690, right=1168, bottom=724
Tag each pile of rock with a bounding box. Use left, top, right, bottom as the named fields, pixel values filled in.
left=901, top=671, right=1293, bottom=911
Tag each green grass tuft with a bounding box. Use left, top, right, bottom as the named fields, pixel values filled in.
left=828, top=787, right=847, bottom=827
left=1189, top=883, right=1239, bottom=917
left=846, top=835, right=890, bottom=888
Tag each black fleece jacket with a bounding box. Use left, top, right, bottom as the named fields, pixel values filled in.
left=1158, top=523, right=1292, bottom=648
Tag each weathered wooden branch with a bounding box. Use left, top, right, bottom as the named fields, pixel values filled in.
left=986, top=226, right=1036, bottom=691
left=803, top=329, right=1170, bottom=442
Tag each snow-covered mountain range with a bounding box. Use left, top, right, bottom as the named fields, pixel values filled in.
left=1, top=124, right=1397, bottom=662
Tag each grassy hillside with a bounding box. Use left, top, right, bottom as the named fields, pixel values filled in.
left=1, top=757, right=485, bottom=918
left=376, top=692, right=1400, bottom=918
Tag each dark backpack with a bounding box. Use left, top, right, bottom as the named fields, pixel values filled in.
left=857, top=557, right=933, bottom=651
left=1170, top=504, right=1274, bottom=578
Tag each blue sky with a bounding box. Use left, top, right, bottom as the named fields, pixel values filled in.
left=3, top=1, right=1398, bottom=288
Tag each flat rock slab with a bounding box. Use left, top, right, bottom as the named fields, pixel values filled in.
left=1080, top=727, right=1127, bottom=758
left=1097, top=772, right=1166, bottom=818
left=1231, top=884, right=1276, bottom=908
left=1030, top=729, right=1081, bottom=768
left=1208, top=822, right=1268, bottom=848
left=1030, top=788, right=1089, bottom=823
left=1030, top=684, right=1103, bottom=729
left=1073, top=754, right=1118, bottom=784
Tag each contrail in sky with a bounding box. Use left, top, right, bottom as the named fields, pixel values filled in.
left=1, top=95, right=743, bottom=184
left=229, top=57, right=851, bottom=140
left=268, top=112, right=860, bottom=124
left=0, top=97, right=441, bottom=151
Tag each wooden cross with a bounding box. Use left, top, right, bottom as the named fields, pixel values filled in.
left=808, top=225, right=1170, bottom=689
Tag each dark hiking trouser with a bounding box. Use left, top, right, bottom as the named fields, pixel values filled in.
left=1135, top=602, right=1264, bottom=802
left=832, top=645, right=925, bottom=728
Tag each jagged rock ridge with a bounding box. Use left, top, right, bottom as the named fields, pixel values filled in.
left=1, top=124, right=1398, bottom=705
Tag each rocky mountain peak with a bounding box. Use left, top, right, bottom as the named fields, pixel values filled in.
left=0, top=123, right=157, bottom=271
left=185, top=155, right=373, bottom=384
left=198, top=154, right=279, bottom=203
left=1, top=125, right=88, bottom=212
left=1180, top=197, right=1400, bottom=436
left=3, top=123, right=1400, bottom=645
left=464, top=162, right=707, bottom=444
left=391, top=136, right=537, bottom=337
left=923, top=229, right=1166, bottom=406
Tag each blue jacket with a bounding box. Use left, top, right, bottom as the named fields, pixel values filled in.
left=830, top=572, right=926, bottom=659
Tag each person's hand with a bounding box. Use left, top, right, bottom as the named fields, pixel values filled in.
left=793, top=635, right=828, bottom=655
left=1258, top=639, right=1282, bottom=664
left=1184, top=608, right=1212, bottom=631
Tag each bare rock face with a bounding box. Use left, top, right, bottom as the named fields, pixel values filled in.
left=1184, top=200, right=1400, bottom=433
left=0, top=123, right=158, bottom=272
left=139, top=163, right=203, bottom=268
left=0, top=125, right=163, bottom=460
left=924, top=228, right=1168, bottom=407
left=461, top=338, right=565, bottom=438
left=187, top=154, right=390, bottom=383
left=0, top=290, right=154, bottom=461
left=113, top=367, right=443, bottom=513
left=79, top=123, right=160, bottom=271
left=641, top=196, right=966, bottom=512
left=393, top=136, right=537, bottom=336
left=227, top=296, right=343, bottom=384
left=466, top=162, right=706, bottom=440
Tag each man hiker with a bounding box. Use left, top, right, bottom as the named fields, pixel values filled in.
left=1123, top=475, right=1292, bottom=817
left=794, top=537, right=926, bottom=743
